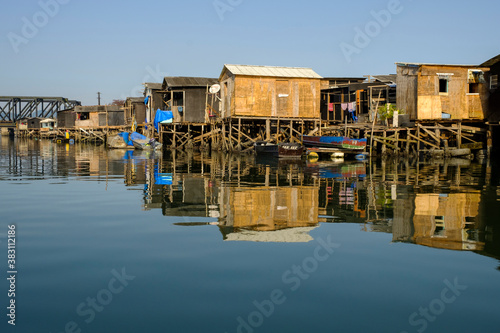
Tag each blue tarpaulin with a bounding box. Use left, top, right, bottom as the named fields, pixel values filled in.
left=144, top=96, right=149, bottom=105
left=117, top=132, right=134, bottom=146
left=130, top=132, right=147, bottom=141
left=154, top=110, right=173, bottom=132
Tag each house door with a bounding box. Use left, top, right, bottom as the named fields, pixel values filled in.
left=276, top=80, right=289, bottom=117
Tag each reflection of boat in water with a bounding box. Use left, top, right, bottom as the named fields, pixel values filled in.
left=254, top=141, right=304, bottom=158
left=121, top=149, right=161, bottom=160
left=306, top=161, right=366, bottom=179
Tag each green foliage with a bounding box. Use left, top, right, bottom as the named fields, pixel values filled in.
left=378, top=104, right=404, bottom=120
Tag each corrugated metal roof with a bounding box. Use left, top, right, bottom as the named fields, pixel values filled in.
left=163, top=77, right=218, bottom=88
left=396, top=62, right=480, bottom=67
left=144, top=82, right=163, bottom=90
left=222, top=64, right=323, bottom=79
left=40, top=118, right=56, bottom=123
left=372, top=74, right=397, bottom=84
left=481, top=54, right=500, bottom=67
left=126, top=97, right=144, bottom=103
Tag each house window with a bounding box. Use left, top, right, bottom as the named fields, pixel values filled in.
left=77, top=113, right=89, bottom=120
left=172, top=92, right=184, bottom=107
left=469, top=83, right=479, bottom=94
left=439, top=79, right=449, bottom=94
left=491, top=75, right=498, bottom=90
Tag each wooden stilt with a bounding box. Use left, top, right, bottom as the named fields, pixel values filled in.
left=382, top=130, right=387, bottom=155
left=266, top=119, right=271, bottom=141
left=417, top=124, right=421, bottom=153
left=406, top=129, right=410, bottom=156
left=457, top=121, right=462, bottom=149
left=487, top=126, right=493, bottom=159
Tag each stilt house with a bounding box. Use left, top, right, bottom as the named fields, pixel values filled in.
left=396, top=63, right=490, bottom=120
left=161, top=77, right=219, bottom=123
left=219, top=64, right=323, bottom=119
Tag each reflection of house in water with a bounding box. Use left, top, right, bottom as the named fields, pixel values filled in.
left=0, top=138, right=126, bottom=179
left=220, top=185, right=319, bottom=230
left=139, top=152, right=222, bottom=216
left=223, top=157, right=320, bottom=242
left=161, top=176, right=217, bottom=217
left=224, top=227, right=318, bottom=243
left=149, top=154, right=321, bottom=242
left=393, top=191, right=484, bottom=251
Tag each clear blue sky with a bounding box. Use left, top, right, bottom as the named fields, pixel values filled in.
left=0, top=0, right=498, bottom=105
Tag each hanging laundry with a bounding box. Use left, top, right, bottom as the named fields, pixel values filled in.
left=341, top=103, right=348, bottom=111
left=348, top=102, right=358, bottom=122
left=328, top=103, right=334, bottom=112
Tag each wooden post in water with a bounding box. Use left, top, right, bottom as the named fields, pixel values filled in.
left=382, top=130, right=387, bottom=156
left=417, top=124, right=421, bottom=153
left=406, top=129, right=410, bottom=156
left=435, top=125, right=441, bottom=149
left=173, top=125, right=177, bottom=149
left=277, top=118, right=280, bottom=143
left=266, top=119, right=271, bottom=141
left=238, top=117, right=241, bottom=149
left=395, top=130, right=400, bottom=155
left=487, top=126, right=493, bottom=158
left=457, top=121, right=462, bottom=149
left=229, top=120, right=233, bottom=150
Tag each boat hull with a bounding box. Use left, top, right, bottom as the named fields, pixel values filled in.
left=255, top=141, right=304, bottom=158
left=278, top=143, right=304, bottom=158
left=132, top=139, right=163, bottom=150
left=254, top=141, right=279, bottom=156
left=302, top=136, right=367, bottom=151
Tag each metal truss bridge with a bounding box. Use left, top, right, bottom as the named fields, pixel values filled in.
left=0, top=96, right=81, bottom=122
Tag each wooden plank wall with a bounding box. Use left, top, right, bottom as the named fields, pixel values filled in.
left=398, top=65, right=489, bottom=120
left=221, top=75, right=321, bottom=119
left=396, top=65, right=419, bottom=119
left=75, top=113, right=100, bottom=128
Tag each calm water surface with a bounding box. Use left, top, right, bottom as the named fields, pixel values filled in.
left=1, top=137, right=500, bottom=333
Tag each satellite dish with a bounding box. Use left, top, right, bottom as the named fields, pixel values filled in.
left=209, top=84, right=221, bottom=94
